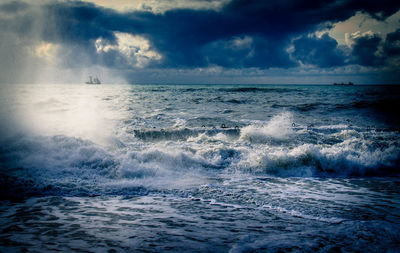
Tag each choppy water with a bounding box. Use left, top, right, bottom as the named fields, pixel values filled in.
left=0, top=84, right=399, bottom=252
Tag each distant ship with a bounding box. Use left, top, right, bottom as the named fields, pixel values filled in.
left=333, top=82, right=354, bottom=86
left=86, top=76, right=101, bottom=84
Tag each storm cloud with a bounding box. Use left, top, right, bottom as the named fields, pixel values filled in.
left=292, top=33, right=347, bottom=68
left=0, top=0, right=399, bottom=83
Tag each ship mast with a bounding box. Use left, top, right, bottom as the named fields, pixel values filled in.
left=85, top=75, right=101, bottom=84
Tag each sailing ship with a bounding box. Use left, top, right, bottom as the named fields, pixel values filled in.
left=86, top=76, right=101, bottom=84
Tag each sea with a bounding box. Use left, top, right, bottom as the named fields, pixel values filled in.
left=0, top=83, right=399, bottom=252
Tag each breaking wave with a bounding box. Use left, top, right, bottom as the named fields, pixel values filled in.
left=1, top=111, right=399, bottom=199
left=132, top=128, right=240, bottom=141
left=240, top=112, right=294, bottom=141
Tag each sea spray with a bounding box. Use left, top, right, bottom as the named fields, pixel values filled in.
left=1, top=84, right=400, bottom=252
left=240, top=112, right=294, bottom=142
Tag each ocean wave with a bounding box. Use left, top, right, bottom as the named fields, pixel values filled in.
left=335, top=98, right=400, bottom=113
left=0, top=134, right=220, bottom=198
left=235, top=141, right=400, bottom=177
left=133, top=128, right=240, bottom=141
left=0, top=135, right=117, bottom=198
left=240, top=112, right=294, bottom=142
left=217, top=87, right=300, bottom=93
left=1, top=113, right=399, bottom=199
left=293, top=102, right=328, bottom=112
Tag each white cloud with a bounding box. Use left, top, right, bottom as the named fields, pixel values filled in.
left=230, top=36, right=253, bottom=50
left=96, top=32, right=162, bottom=68
left=345, top=30, right=377, bottom=47
left=329, top=10, right=400, bottom=45
left=81, top=0, right=230, bottom=13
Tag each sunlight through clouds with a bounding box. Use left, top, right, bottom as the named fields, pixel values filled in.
left=0, top=0, right=399, bottom=84
left=34, top=42, right=59, bottom=62
left=329, top=10, right=400, bottom=45
left=95, top=32, right=162, bottom=68
left=81, top=0, right=229, bottom=13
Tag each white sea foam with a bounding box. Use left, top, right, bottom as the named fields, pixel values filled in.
left=1, top=84, right=399, bottom=253
left=240, top=112, right=294, bottom=142
left=2, top=124, right=398, bottom=198
left=1, top=84, right=399, bottom=198
left=235, top=136, right=400, bottom=176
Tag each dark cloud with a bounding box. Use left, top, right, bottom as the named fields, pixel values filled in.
left=129, top=0, right=400, bottom=68
left=292, top=33, right=347, bottom=68
left=351, top=33, right=383, bottom=66
left=223, top=0, right=400, bottom=33
left=34, top=0, right=400, bottom=70
left=0, top=0, right=399, bottom=83
left=202, top=36, right=296, bottom=69
left=384, top=29, right=400, bottom=56
left=42, top=2, right=117, bottom=44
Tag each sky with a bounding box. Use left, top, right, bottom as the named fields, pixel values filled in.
left=0, top=0, right=399, bottom=84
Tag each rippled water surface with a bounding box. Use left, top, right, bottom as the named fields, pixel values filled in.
left=0, top=84, right=399, bottom=252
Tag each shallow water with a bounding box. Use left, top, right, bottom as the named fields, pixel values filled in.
left=0, top=84, right=399, bottom=252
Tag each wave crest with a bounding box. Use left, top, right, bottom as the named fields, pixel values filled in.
left=240, top=112, right=294, bottom=142
left=236, top=141, right=400, bottom=177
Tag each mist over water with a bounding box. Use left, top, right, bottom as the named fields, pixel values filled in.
left=1, top=84, right=400, bottom=252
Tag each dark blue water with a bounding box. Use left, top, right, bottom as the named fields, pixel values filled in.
left=0, top=84, right=399, bottom=252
